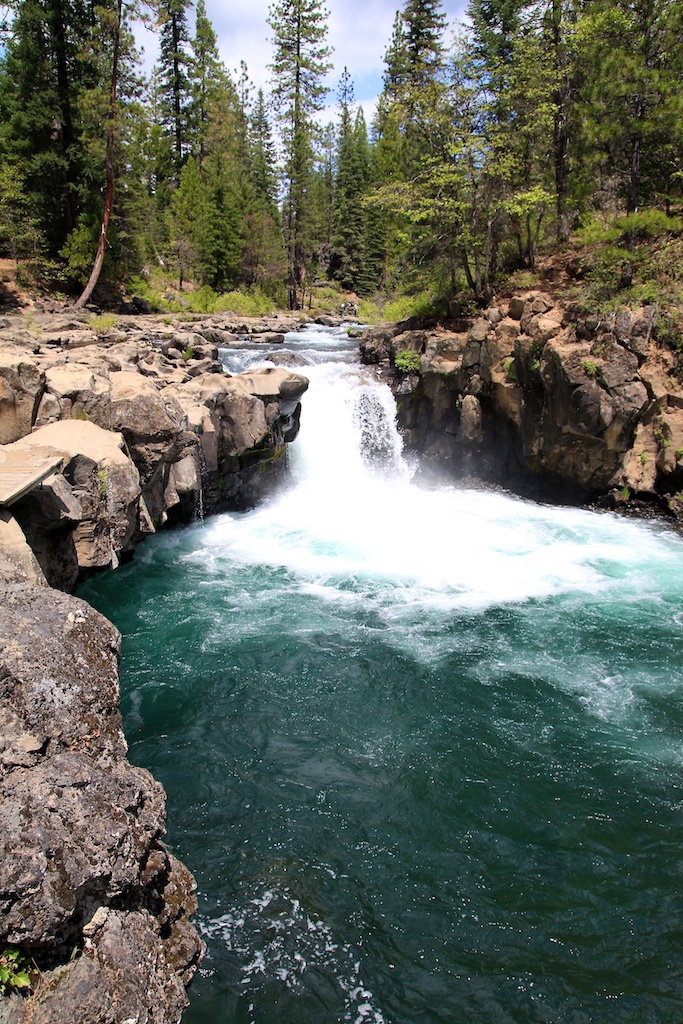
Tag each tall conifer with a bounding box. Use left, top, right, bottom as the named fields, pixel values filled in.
left=267, top=0, right=332, bottom=308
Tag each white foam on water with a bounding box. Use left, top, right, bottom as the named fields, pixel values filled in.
left=200, top=885, right=388, bottom=1024
left=196, top=366, right=683, bottom=616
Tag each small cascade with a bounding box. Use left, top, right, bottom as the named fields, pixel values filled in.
left=193, top=441, right=210, bottom=522
left=352, top=382, right=410, bottom=480
left=103, top=471, right=119, bottom=569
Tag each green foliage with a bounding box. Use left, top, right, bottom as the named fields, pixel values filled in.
left=268, top=0, right=332, bottom=308
left=615, top=210, right=683, bottom=239
left=97, top=468, right=107, bottom=498
left=582, top=359, right=598, bottom=379
left=210, top=288, right=276, bottom=316
left=382, top=291, right=443, bottom=322
left=619, top=486, right=630, bottom=501
left=504, top=356, right=517, bottom=382
left=90, top=313, right=118, bottom=335
left=640, top=450, right=648, bottom=465
left=0, top=947, right=31, bottom=994
left=3, top=0, right=683, bottom=313
left=655, top=311, right=682, bottom=352
left=395, top=348, right=421, bottom=372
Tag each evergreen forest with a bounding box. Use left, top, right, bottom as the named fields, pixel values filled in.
left=1, top=0, right=682, bottom=315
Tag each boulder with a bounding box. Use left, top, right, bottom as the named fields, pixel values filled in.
left=507, top=296, right=526, bottom=321
left=35, top=364, right=112, bottom=427
left=0, top=348, right=44, bottom=443
left=6, top=421, right=141, bottom=585
left=467, top=318, right=491, bottom=344
left=0, top=585, right=202, bottom=1023
left=0, top=512, right=47, bottom=586
left=457, top=395, right=484, bottom=443
left=109, top=372, right=194, bottom=486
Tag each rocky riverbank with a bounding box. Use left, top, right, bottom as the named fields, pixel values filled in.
left=0, top=585, right=202, bottom=1024
left=0, top=313, right=310, bottom=1023
left=0, top=312, right=309, bottom=590
left=360, top=292, right=683, bottom=515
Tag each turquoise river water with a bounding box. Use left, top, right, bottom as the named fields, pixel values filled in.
left=78, top=326, right=683, bottom=1024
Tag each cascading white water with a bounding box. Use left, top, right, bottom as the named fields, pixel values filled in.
left=212, top=326, right=682, bottom=625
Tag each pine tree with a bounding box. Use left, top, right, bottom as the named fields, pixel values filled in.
left=577, top=0, right=683, bottom=214
left=366, top=0, right=450, bottom=292
left=189, top=0, right=223, bottom=166
left=267, top=0, right=332, bottom=308
left=249, top=88, right=279, bottom=217
left=74, top=0, right=126, bottom=307
left=0, top=0, right=93, bottom=258
left=332, top=69, right=366, bottom=291
left=403, top=0, right=447, bottom=87
left=167, top=155, right=210, bottom=288
left=156, top=0, right=192, bottom=176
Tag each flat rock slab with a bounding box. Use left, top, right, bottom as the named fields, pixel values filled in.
left=0, top=449, right=65, bottom=506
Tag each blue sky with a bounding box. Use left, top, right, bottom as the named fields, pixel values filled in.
left=137, top=0, right=469, bottom=124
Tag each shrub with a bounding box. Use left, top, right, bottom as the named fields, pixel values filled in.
left=90, top=313, right=118, bottom=336
left=582, top=359, right=598, bottom=379
left=382, top=291, right=444, bottom=323
left=503, top=356, right=518, bottom=382
left=395, top=349, right=421, bottom=373
left=0, top=947, right=31, bottom=994
left=210, top=288, right=276, bottom=316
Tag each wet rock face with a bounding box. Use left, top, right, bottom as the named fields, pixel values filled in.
left=0, top=585, right=202, bottom=1024
left=361, top=297, right=683, bottom=510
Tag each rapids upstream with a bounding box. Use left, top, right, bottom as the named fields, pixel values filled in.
left=79, top=324, right=683, bottom=1024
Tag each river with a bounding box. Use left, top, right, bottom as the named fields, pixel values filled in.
left=78, top=324, right=683, bottom=1024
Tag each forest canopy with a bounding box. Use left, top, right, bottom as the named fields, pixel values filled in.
left=0, top=0, right=682, bottom=310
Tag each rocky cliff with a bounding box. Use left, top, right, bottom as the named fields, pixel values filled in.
left=0, top=585, right=203, bottom=1024
left=0, top=313, right=308, bottom=590
left=0, top=313, right=309, bottom=1022
left=360, top=293, right=683, bottom=514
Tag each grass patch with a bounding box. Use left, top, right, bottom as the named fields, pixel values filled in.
left=89, top=312, right=118, bottom=335
left=504, top=356, right=518, bottom=382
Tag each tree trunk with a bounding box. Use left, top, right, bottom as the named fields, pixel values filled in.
left=550, top=0, right=571, bottom=242
left=74, top=0, right=121, bottom=309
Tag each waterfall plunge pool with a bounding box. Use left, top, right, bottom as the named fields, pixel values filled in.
left=78, top=325, right=683, bottom=1024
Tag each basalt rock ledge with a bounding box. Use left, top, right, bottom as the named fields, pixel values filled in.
left=0, top=584, right=203, bottom=1024
left=361, top=293, right=683, bottom=514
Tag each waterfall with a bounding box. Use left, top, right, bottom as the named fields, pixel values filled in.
left=193, top=440, right=209, bottom=523
left=351, top=384, right=410, bottom=479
